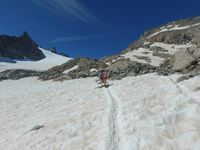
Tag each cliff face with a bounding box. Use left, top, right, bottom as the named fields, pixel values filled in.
left=0, top=32, right=45, bottom=60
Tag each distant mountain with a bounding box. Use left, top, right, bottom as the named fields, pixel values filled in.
left=0, top=32, right=45, bottom=60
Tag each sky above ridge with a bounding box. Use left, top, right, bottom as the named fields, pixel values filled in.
left=0, top=0, right=200, bottom=59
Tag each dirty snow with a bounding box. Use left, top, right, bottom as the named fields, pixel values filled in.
left=0, top=48, right=71, bottom=72
left=1, top=74, right=200, bottom=149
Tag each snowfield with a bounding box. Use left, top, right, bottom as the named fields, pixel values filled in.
left=1, top=74, right=200, bottom=150
left=0, top=48, right=71, bottom=73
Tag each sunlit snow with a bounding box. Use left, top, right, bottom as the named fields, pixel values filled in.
left=0, top=48, right=71, bottom=72
left=0, top=74, right=200, bottom=149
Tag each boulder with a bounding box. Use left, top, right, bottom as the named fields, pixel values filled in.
left=172, top=47, right=200, bottom=71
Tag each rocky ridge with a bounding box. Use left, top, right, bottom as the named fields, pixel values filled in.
left=0, top=32, right=45, bottom=60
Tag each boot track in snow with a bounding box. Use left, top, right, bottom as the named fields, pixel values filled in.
left=103, top=87, right=121, bottom=150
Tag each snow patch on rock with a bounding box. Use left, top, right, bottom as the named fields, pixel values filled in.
left=150, top=23, right=200, bottom=38
left=63, top=65, right=78, bottom=74
left=122, top=48, right=164, bottom=66
left=150, top=42, right=193, bottom=54
left=0, top=48, right=71, bottom=73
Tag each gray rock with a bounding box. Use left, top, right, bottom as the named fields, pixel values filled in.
left=30, top=125, right=44, bottom=131
left=39, top=57, right=107, bottom=81
left=0, top=32, right=45, bottom=61
left=172, top=47, right=200, bottom=72
left=0, top=69, right=42, bottom=81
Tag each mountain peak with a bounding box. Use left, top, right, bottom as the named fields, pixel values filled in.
left=21, top=31, right=33, bottom=42
left=0, top=32, right=45, bottom=60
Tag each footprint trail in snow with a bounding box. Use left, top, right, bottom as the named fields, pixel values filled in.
left=103, top=87, right=121, bottom=150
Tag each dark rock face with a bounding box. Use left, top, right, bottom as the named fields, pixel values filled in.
left=0, top=32, right=45, bottom=60
left=0, top=69, right=42, bottom=81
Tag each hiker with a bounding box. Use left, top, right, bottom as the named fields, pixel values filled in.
left=101, top=70, right=109, bottom=85
left=98, top=70, right=104, bottom=84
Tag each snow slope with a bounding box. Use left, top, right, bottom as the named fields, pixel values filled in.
left=0, top=74, right=200, bottom=150
left=0, top=48, right=71, bottom=72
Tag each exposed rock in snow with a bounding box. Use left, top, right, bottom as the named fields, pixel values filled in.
left=0, top=69, right=41, bottom=81
left=30, top=125, right=45, bottom=131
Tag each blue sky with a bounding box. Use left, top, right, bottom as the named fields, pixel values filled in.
left=0, top=0, right=200, bottom=59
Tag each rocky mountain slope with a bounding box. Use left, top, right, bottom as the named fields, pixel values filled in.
left=36, top=16, right=200, bottom=82
left=120, top=16, right=200, bottom=78
left=0, top=32, right=45, bottom=60
left=0, top=16, right=200, bottom=82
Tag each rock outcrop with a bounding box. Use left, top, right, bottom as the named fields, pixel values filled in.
left=0, top=32, right=45, bottom=60
left=39, top=57, right=157, bottom=81
left=0, top=69, right=42, bottom=81
left=107, top=58, right=157, bottom=80
left=39, top=58, right=107, bottom=81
